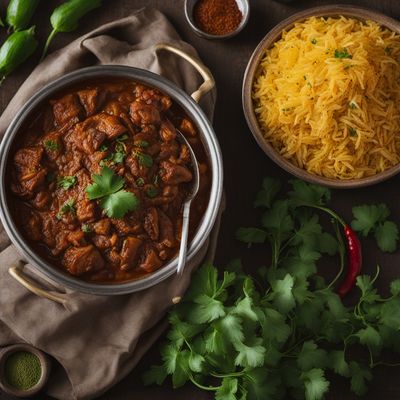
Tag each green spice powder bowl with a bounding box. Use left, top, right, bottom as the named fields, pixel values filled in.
left=0, top=344, right=51, bottom=398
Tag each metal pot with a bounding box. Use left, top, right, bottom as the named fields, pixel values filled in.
left=0, top=44, right=223, bottom=301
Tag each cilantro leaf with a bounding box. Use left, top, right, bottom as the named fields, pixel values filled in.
left=188, top=352, right=204, bottom=373
left=134, top=151, right=153, bottom=167
left=204, top=328, right=228, bottom=355
left=56, top=198, right=76, bottom=219
left=142, top=365, right=168, bottom=386
left=334, top=48, right=352, bottom=59
left=380, top=298, right=400, bottom=330
left=258, top=307, right=291, bottom=343
left=100, top=190, right=139, bottom=218
left=351, top=204, right=390, bottom=236
left=233, top=293, right=258, bottom=322
left=318, top=232, right=338, bottom=256
left=301, top=368, right=330, bottom=400
left=390, top=279, right=400, bottom=296
left=187, top=294, right=226, bottom=323
left=218, top=314, right=244, bottom=344
left=234, top=339, right=266, bottom=368
left=185, top=263, right=218, bottom=300
left=271, top=274, right=295, bottom=313
left=216, top=377, right=238, bottom=400
left=355, top=325, right=382, bottom=348
left=86, top=167, right=139, bottom=218
left=44, top=139, right=59, bottom=151
left=297, top=341, right=328, bottom=371
left=356, top=275, right=380, bottom=304
left=254, top=177, right=281, bottom=208
left=57, top=175, right=77, bottom=189
left=161, top=344, right=179, bottom=374
left=349, top=362, right=372, bottom=396
left=262, top=200, right=294, bottom=243
left=375, top=221, right=399, bottom=252
left=289, top=180, right=330, bottom=206
left=86, top=167, right=124, bottom=200
left=236, top=227, right=267, bottom=244
left=245, top=368, right=280, bottom=400
left=329, top=350, right=350, bottom=377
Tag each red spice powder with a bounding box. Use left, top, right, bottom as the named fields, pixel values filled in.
left=193, top=0, right=243, bottom=36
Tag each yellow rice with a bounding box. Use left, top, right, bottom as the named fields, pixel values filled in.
left=253, top=16, right=400, bottom=179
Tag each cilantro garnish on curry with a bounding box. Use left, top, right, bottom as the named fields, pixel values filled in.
left=9, top=80, right=211, bottom=282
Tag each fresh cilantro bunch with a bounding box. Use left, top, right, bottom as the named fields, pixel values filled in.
left=351, top=204, right=399, bottom=252
left=144, top=178, right=400, bottom=400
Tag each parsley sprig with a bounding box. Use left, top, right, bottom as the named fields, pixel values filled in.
left=145, top=178, right=400, bottom=400
left=85, top=167, right=139, bottom=218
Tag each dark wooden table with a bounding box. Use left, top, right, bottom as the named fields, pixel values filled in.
left=1, top=0, right=400, bottom=399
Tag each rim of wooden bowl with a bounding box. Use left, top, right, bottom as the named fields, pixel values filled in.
left=242, top=5, right=400, bottom=189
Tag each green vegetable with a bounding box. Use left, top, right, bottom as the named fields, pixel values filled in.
left=136, top=178, right=145, bottom=187
left=42, top=0, right=102, bottom=59
left=334, top=48, right=352, bottom=59
left=145, top=178, right=400, bottom=400
left=351, top=204, right=399, bottom=252
left=44, top=139, right=59, bottom=151
left=348, top=127, right=357, bottom=137
left=146, top=186, right=158, bottom=198
left=82, top=223, right=92, bottom=233
left=134, top=151, right=153, bottom=168
left=349, top=101, right=358, bottom=109
left=86, top=166, right=139, bottom=218
left=135, top=140, right=149, bottom=148
left=6, top=0, right=40, bottom=32
left=56, top=198, right=76, bottom=219
left=0, top=26, right=37, bottom=79
left=57, top=175, right=77, bottom=189
left=311, top=38, right=317, bottom=45
left=4, top=351, right=41, bottom=390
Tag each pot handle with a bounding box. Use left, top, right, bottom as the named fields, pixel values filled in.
left=9, top=263, right=67, bottom=305
left=154, top=43, right=215, bottom=103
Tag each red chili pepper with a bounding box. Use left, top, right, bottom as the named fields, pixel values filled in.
left=337, top=225, right=362, bottom=298
left=303, top=204, right=363, bottom=298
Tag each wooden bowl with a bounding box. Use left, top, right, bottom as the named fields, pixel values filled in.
left=242, top=5, right=400, bottom=188
left=0, top=344, right=51, bottom=398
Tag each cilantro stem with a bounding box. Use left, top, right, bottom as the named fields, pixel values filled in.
left=188, top=375, right=219, bottom=391
left=210, top=371, right=245, bottom=378
left=298, top=203, right=346, bottom=227
left=373, top=361, right=400, bottom=367
left=368, top=346, right=375, bottom=368
left=327, top=219, right=346, bottom=289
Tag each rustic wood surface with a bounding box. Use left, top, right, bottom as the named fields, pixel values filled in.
left=1, top=0, right=400, bottom=399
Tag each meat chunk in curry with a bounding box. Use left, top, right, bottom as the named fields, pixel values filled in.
left=9, top=80, right=210, bottom=283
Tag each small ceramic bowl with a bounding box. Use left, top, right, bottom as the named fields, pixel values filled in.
left=0, top=344, right=51, bottom=398
left=243, top=5, right=400, bottom=188
left=184, top=0, right=250, bottom=39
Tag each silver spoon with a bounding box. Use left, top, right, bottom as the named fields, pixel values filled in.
left=175, top=130, right=200, bottom=275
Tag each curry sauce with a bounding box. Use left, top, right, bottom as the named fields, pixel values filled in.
left=9, top=79, right=210, bottom=283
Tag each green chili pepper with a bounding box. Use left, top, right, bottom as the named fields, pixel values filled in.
left=41, top=0, right=102, bottom=60
left=6, top=0, right=40, bottom=32
left=0, top=26, right=37, bottom=79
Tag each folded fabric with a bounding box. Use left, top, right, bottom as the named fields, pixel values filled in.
left=0, top=7, right=221, bottom=400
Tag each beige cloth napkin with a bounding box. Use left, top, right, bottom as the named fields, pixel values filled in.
left=0, top=8, right=222, bottom=400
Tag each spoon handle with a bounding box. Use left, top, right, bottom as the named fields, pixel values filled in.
left=177, top=201, right=192, bottom=275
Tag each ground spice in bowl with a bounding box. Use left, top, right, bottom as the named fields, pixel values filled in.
left=193, top=0, right=243, bottom=36
left=4, top=351, right=42, bottom=390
